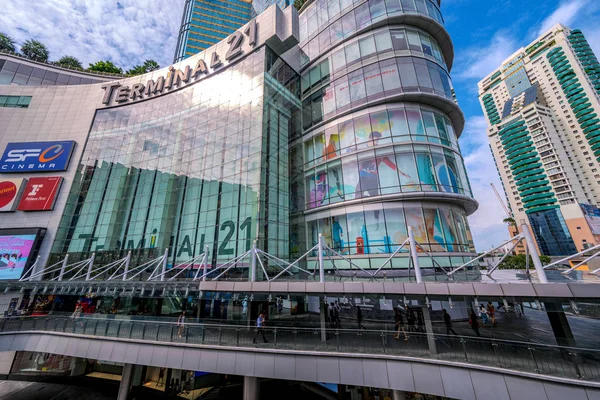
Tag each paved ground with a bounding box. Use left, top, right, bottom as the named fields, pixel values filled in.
left=0, top=380, right=118, bottom=400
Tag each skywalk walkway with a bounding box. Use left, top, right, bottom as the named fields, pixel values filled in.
left=1, top=315, right=599, bottom=385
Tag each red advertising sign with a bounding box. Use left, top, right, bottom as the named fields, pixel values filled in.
left=17, top=177, right=63, bottom=211
left=0, top=178, right=26, bottom=212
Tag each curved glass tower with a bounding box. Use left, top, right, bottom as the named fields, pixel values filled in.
left=291, top=0, right=478, bottom=276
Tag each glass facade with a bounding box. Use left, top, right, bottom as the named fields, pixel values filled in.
left=0, top=95, right=31, bottom=108
left=290, top=0, right=477, bottom=267
left=299, top=0, right=445, bottom=63
left=174, top=0, right=253, bottom=62
left=528, top=209, right=578, bottom=256
left=306, top=204, right=475, bottom=257
left=251, top=0, right=293, bottom=17
left=41, top=0, right=476, bottom=278
left=0, top=59, right=107, bottom=86
left=51, top=47, right=301, bottom=270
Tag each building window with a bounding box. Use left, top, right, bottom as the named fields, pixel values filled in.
left=0, top=95, right=31, bottom=108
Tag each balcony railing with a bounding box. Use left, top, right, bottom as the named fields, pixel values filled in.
left=1, top=315, right=599, bottom=383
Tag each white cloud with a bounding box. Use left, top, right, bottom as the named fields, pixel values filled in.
left=455, top=32, right=519, bottom=81
left=0, top=0, right=185, bottom=71
left=459, top=116, right=511, bottom=251
left=536, top=0, right=589, bottom=37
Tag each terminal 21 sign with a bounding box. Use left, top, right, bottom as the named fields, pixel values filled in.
left=0, top=141, right=76, bottom=172
left=101, top=19, right=257, bottom=106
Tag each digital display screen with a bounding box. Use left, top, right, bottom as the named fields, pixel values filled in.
left=0, top=234, right=37, bottom=280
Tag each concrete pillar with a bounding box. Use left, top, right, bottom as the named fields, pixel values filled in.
left=545, top=302, right=577, bottom=347
left=320, top=299, right=327, bottom=342
left=421, top=306, right=437, bottom=354
left=69, top=357, right=86, bottom=376
left=118, top=363, right=134, bottom=400
left=243, top=376, right=260, bottom=400
left=393, top=391, right=407, bottom=400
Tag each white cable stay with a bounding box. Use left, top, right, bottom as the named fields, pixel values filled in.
left=47, top=259, right=91, bottom=281
left=107, top=251, right=166, bottom=281
left=23, top=255, right=73, bottom=281
left=148, top=252, right=207, bottom=282
left=542, top=242, right=600, bottom=270
left=447, top=234, right=524, bottom=277
left=88, top=255, right=130, bottom=281
left=19, top=256, right=45, bottom=282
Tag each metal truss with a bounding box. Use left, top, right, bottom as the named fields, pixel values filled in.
left=24, top=223, right=600, bottom=291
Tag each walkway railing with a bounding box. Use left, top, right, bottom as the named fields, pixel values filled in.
left=1, top=315, right=599, bottom=383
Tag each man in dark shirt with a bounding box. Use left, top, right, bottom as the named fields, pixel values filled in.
left=443, top=309, right=457, bottom=335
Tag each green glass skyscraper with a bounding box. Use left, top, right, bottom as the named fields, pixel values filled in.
left=174, top=0, right=253, bottom=62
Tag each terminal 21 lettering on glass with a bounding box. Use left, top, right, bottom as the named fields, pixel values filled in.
left=101, top=19, right=258, bottom=106
left=0, top=141, right=76, bottom=172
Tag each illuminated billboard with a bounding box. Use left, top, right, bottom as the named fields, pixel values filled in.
left=18, top=177, right=63, bottom=211
left=0, top=228, right=45, bottom=280
left=580, top=203, right=600, bottom=235
left=0, top=141, right=76, bottom=172
left=0, top=178, right=27, bottom=212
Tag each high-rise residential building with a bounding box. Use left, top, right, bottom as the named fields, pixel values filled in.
left=479, top=24, right=600, bottom=256
left=173, top=0, right=253, bottom=62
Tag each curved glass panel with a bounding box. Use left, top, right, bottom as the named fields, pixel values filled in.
left=304, top=142, right=471, bottom=210
left=302, top=27, right=448, bottom=77
left=302, top=56, right=453, bottom=128
left=299, top=0, right=444, bottom=45
left=306, top=204, right=474, bottom=256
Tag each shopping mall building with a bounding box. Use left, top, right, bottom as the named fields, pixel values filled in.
left=0, top=0, right=477, bottom=281
left=2, top=2, right=600, bottom=400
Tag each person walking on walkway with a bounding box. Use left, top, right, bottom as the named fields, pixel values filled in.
left=157, top=367, right=165, bottom=387
left=356, top=306, right=366, bottom=329
left=470, top=309, right=481, bottom=337
left=479, top=304, right=489, bottom=327
left=253, top=313, right=268, bottom=344
left=443, top=309, right=457, bottom=335
left=406, top=306, right=416, bottom=333
left=394, top=306, right=408, bottom=340
left=334, top=300, right=342, bottom=327
left=487, top=301, right=496, bottom=327
left=177, top=311, right=185, bottom=338
left=329, top=302, right=340, bottom=329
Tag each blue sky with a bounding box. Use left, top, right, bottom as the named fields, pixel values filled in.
left=2, top=0, right=600, bottom=251
left=444, top=0, right=600, bottom=251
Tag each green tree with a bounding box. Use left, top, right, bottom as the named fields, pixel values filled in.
left=56, top=56, right=83, bottom=69
left=88, top=60, right=123, bottom=74
left=0, top=33, right=16, bottom=53
left=126, top=59, right=160, bottom=76
left=503, top=217, right=516, bottom=227
left=21, top=39, right=50, bottom=62
left=498, top=254, right=551, bottom=269
left=294, top=0, right=306, bottom=10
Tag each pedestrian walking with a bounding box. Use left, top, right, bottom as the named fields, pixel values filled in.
left=177, top=311, right=185, bottom=338
left=479, top=304, right=489, bottom=327
left=405, top=306, right=416, bottom=333
left=329, top=302, right=340, bottom=328
left=394, top=306, right=408, bottom=340
left=334, top=300, right=342, bottom=327
left=356, top=306, right=366, bottom=329
left=276, top=296, right=283, bottom=314
left=443, top=309, right=457, bottom=335
left=253, top=313, right=268, bottom=344
left=487, top=301, right=496, bottom=327
left=470, top=309, right=481, bottom=337
left=157, top=367, right=165, bottom=387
